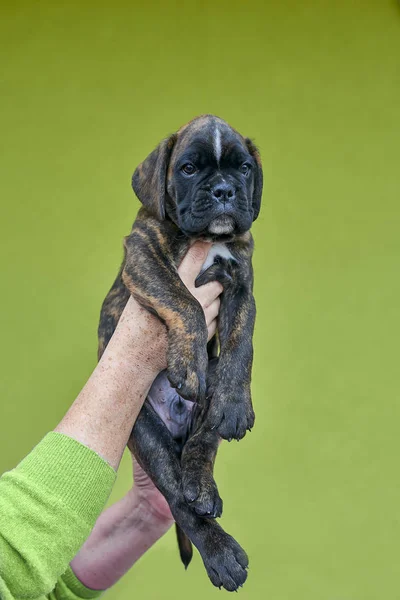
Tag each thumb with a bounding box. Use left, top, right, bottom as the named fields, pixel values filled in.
left=178, top=241, right=212, bottom=288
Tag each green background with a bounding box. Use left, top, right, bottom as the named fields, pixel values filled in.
left=1, top=1, right=400, bottom=598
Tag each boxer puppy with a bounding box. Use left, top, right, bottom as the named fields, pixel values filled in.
left=98, top=115, right=263, bottom=590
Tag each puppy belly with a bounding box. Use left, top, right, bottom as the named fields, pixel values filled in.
left=147, top=370, right=194, bottom=440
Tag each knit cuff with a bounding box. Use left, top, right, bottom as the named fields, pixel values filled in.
left=61, top=566, right=104, bottom=598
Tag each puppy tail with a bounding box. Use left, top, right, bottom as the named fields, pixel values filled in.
left=176, top=524, right=193, bottom=569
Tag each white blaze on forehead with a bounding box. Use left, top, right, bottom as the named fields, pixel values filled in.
left=214, top=125, right=222, bottom=163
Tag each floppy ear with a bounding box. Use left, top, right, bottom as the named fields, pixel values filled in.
left=132, top=134, right=177, bottom=220
left=245, top=138, right=263, bottom=221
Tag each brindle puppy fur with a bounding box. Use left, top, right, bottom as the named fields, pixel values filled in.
left=98, top=115, right=262, bottom=591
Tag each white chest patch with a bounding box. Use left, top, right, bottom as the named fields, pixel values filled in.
left=214, top=125, right=222, bottom=163
left=201, top=243, right=236, bottom=272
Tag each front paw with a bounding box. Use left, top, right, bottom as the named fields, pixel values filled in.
left=167, top=338, right=207, bottom=401
left=206, top=386, right=255, bottom=441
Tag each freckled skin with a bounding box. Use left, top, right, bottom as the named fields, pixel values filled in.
left=98, top=115, right=263, bottom=591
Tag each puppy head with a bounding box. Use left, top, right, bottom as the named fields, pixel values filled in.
left=132, top=115, right=263, bottom=238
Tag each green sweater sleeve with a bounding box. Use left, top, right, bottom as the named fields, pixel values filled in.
left=47, top=566, right=105, bottom=600
left=0, top=432, right=116, bottom=600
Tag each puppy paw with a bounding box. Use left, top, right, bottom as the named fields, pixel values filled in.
left=167, top=341, right=207, bottom=401
left=206, top=387, right=255, bottom=441
left=167, top=356, right=207, bottom=401
left=202, top=532, right=249, bottom=591
left=182, top=470, right=223, bottom=518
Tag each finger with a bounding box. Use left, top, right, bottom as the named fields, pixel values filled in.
left=207, top=319, right=217, bottom=341
left=204, top=298, right=220, bottom=326
left=177, top=241, right=212, bottom=288
left=195, top=280, right=224, bottom=308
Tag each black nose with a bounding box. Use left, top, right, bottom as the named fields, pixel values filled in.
left=212, top=183, right=235, bottom=203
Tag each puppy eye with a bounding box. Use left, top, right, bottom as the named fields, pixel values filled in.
left=181, top=163, right=197, bottom=176
left=240, top=162, right=252, bottom=176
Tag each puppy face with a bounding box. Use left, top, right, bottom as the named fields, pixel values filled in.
left=132, top=115, right=263, bottom=239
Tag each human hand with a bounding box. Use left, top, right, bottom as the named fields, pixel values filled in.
left=129, top=435, right=223, bottom=529
left=129, top=455, right=174, bottom=526
left=119, top=241, right=223, bottom=374
left=177, top=241, right=223, bottom=342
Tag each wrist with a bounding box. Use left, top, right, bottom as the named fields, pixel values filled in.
left=125, top=488, right=174, bottom=532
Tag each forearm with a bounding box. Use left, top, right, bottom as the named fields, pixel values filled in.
left=70, top=488, right=173, bottom=590
left=55, top=297, right=167, bottom=471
